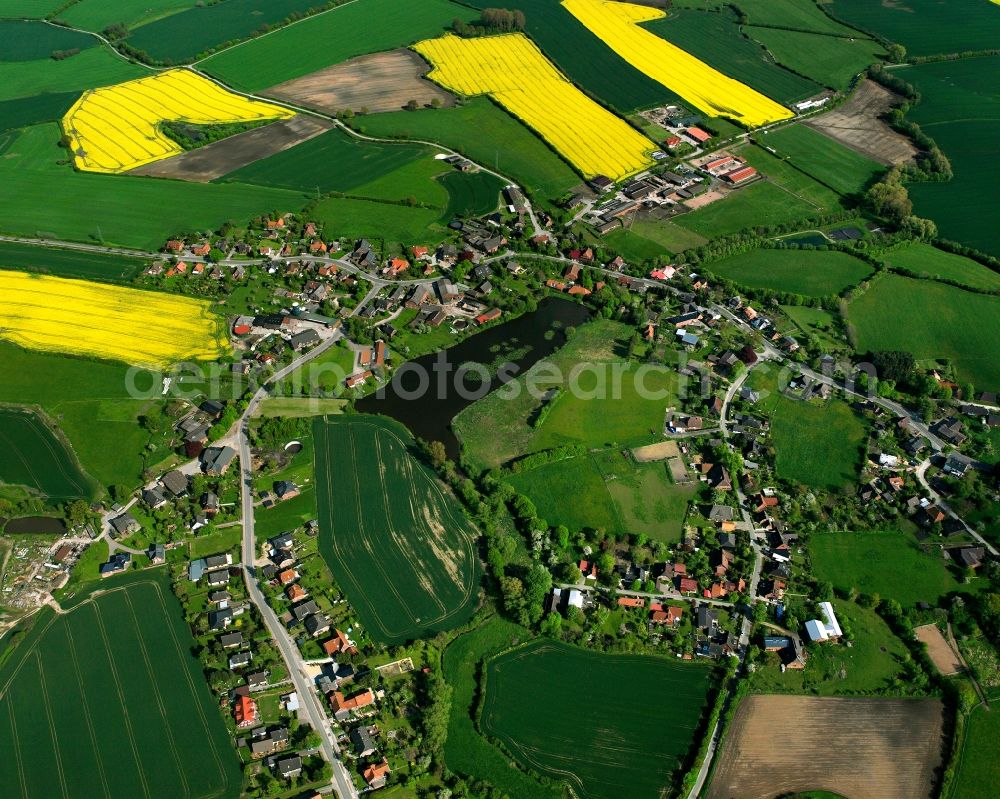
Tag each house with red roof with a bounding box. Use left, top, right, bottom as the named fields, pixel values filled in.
left=686, top=126, right=711, bottom=143
left=679, top=577, right=698, bottom=594
left=618, top=596, right=645, bottom=609
left=363, top=759, right=391, bottom=789
left=234, top=694, right=258, bottom=728
left=329, top=688, right=375, bottom=720
left=323, top=628, right=359, bottom=657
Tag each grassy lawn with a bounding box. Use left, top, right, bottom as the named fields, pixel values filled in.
left=255, top=397, right=348, bottom=418
left=0, top=124, right=305, bottom=250
left=675, top=180, right=827, bottom=239
left=442, top=615, right=563, bottom=799
left=750, top=364, right=867, bottom=490
left=752, top=599, right=907, bottom=694
left=741, top=145, right=846, bottom=211
left=885, top=242, right=1000, bottom=292
left=311, top=196, right=445, bottom=249
left=601, top=219, right=708, bottom=260
left=200, top=0, right=474, bottom=90
left=951, top=700, right=1000, bottom=799
left=847, top=274, right=1000, bottom=390
left=809, top=530, right=979, bottom=607
left=482, top=639, right=714, bottom=799
left=56, top=539, right=109, bottom=599
left=188, top=526, right=242, bottom=559
left=277, top=340, right=358, bottom=396
left=747, top=27, right=884, bottom=91
left=706, top=248, right=873, bottom=297
left=356, top=98, right=581, bottom=200
left=0, top=46, right=147, bottom=102
left=779, top=304, right=843, bottom=350
left=759, top=124, right=883, bottom=195
left=438, top=170, right=506, bottom=221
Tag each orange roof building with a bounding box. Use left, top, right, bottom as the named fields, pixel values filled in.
left=363, top=759, right=390, bottom=787
left=617, top=596, right=645, bottom=608
left=234, top=694, right=258, bottom=728
left=323, top=629, right=359, bottom=657
left=330, top=689, right=375, bottom=717
left=277, top=568, right=298, bottom=586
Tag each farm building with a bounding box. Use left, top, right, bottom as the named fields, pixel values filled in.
left=805, top=601, right=843, bottom=643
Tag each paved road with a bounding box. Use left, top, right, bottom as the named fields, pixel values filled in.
left=234, top=336, right=358, bottom=799
left=915, top=460, right=998, bottom=556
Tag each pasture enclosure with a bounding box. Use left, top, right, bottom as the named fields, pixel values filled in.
left=847, top=274, right=1000, bottom=390
left=265, top=49, right=454, bottom=115
left=63, top=68, right=293, bottom=173
left=827, top=0, right=1000, bottom=58
left=357, top=98, right=581, bottom=199
left=564, top=0, right=793, bottom=126
left=707, top=695, right=946, bottom=799
left=0, top=271, right=229, bottom=367
left=760, top=123, right=882, bottom=196
left=0, top=240, right=145, bottom=282
left=675, top=181, right=823, bottom=239
left=644, top=7, right=821, bottom=105
left=201, top=0, right=475, bottom=91
left=951, top=700, right=1000, bottom=798
left=809, top=530, right=973, bottom=607
left=414, top=33, right=656, bottom=180
left=0, top=408, right=97, bottom=501
left=312, top=415, right=481, bottom=643
left=885, top=243, right=1000, bottom=292
left=734, top=0, right=865, bottom=35
left=0, top=574, right=242, bottom=799
left=746, top=26, right=884, bottom=92
left=903, top=56, right=1000, bottom=257
left=439, top=171, right=505, bottom=220
left=704, top=248, right=873, bottom=297
left=482, top=639, right=713, bottom=799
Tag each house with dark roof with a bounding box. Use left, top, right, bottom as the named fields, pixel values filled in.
left=220, top=632, right=243, bottom=648
left=274, top=755, right=302, bottom=779
left=109, top=512, right=140, bottom=539
left=201, top=446, right=236, bottom=475
left=955, top=546, right=985, bottom=570
left=350, top=725, right=377, bottom=757
left=161, top=470, right=189, bottom=497
left=142, top=487, right=167, bottom=509
left=99, top=552, right=131, bottom=578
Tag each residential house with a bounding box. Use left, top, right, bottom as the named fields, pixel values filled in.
left=329, top=688, right=376, bottom=721
left=109, top=512, right=140, bottom=539
left=201, top=446, right=236, bottom=475
left=805, top=601, right=843, bottom=643
left=304, top=614, right=332, bottom=637
left=220, top=632, right=243, bottom=649
left=234, top=695, right=258, bottom=728
left=274, top=756, right=302, bottom=780
left=363, top=759, right=391, bottom=789
left=99, top=552, right=131, bottom=578
left=249, top=727, right=289, bottom=759
left=350, top=726, right=378, bottom=758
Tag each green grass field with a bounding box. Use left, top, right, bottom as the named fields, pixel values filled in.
left=706, top=248, right=872, bottom=297
left=602, top=219, right=708, bottom=260
left=0, top=0, right=63, bottom=17
left=312, top=196, right=444, bottom=247
left=809, top=530, right=977, bottom=607
left=735, top=0, right=866, bottom=35
left=0, top=240, right=145, bottom=282
left=506, top=450, right=694, bottom=540
left=646, top=8, right=820, bottom=105
left=0, top=343, right=166, bottom=489
left=0, top=21, right=96, bottom=61
left=439, top=170, right=505, bottom=221
left=827, top=0, right=1000, bottom=58
left=59, top=0, right=197, bottom=32
left=780, top=303, right=843, bottom=350
left=313, top=415, right=481, bottom=643
left=676, top=181, right=825, bottom=239
left=442, top=616, right=563, bottom=799
left=901, top=56, right=1000, bottom=258
left=201, top=0, right=474, bottom=90
left=847, top=274, right=1000, bottom=390
left=358, top=98, right=581, bottom=200
left=741, top=145, right=846, bottom=210
left=0, top=408, right=97, bottom=501
left=747, top=27, right=884, bottom=91
left=0, top=46, right=147, bottom=102
left=0, top=124, right=304, bottom=250
left=752, top=599, right=908, bottom=694
left=127, top=0, right=329, bottom=62
left=482, top=639, right=713, bottom=799
left=0, top=573, right=242, bottom=799
left=951, top=700, right=1000, bottom=799
left=760, top=124, right=882, bottom=195
left=886, top=242, right=1000, bottom=292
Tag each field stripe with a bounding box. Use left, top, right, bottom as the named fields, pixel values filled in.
left=35, top=652, right=70, bottom=799
left=6, top=701, right=28, bottom=798
left=65, top=623, right=112, bottom=799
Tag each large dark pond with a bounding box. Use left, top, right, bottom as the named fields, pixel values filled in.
left=4, top=516, right=68, bottom=535
left=357, top=297, right=590, bottom=457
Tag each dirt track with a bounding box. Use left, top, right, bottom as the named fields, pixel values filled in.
left=129, top=116, right=332, bottom=182
left=915, top=623, right=963, bottom=676
left=707, top=695, right=946, bottom=799
left=265, top=49, right=455, bottom=115
left=806, top=79, right=917, bottom=165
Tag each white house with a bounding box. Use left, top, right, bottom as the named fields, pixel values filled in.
left=878, top=453, right=900, bottom=468
left=805, top=601, right=843, bottom=643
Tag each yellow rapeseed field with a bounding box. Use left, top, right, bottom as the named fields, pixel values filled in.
left=562, top=0, right=793, bottom=127
left=0, top=271, right=230, bottom=367
left=62, top=68, right=294, bottom=174
left=413, top=33, right=655, bottom=180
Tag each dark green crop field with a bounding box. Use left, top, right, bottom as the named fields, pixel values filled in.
left=127, top=0, right=328, bottom=62
left=847, top=274, right=1000, bottom=390
left=901, top=56, right=1000, bottom=258
left=0, top=408, right=97, bottom=501
left=705, top=248, right=873, bottom=297
left=313, top=415, right=481, bottom=643
left=0, top=240, right=145, bottom=282
left=482, top=639, right=714, bottom=799
left=0, top=574, right=242, bottom=799
left=438, top=170, right=505, bottom=221
left=827, top=0, right=1000, bottom=58
left=0, top=21, right=96, bottom=62
left=645, top=8, right=820, bottom=105
left=0, top=92, right=79, bottom=136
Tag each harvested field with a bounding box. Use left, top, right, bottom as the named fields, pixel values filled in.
left=266, top=49, right=455, bottom=115
left=631, top=440, right=680, bottom=462
left=130, top=115, right=331, bottom=182
left=806, top=79, right=916, bottom=166
left=707, top=695, right=946, bottom=799
left=915, top=624, right=964, bottom=676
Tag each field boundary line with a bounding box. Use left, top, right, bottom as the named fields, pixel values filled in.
left=35, top=651, right=70, bottom=799
left=0, top=609, right=60, bottom=698
left=150, top=581, right=233, bottom=795
left=93, top=601, right=153, bottom=799
left=6, top=691, right=28, bottom=797
left=123, top=590, right=191, bottom=798
left=65, top=623, right=112, bottom=799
